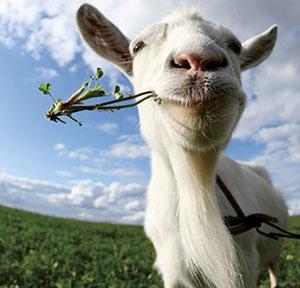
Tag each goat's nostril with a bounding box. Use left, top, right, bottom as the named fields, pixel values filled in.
left=203, top=57, right=228, bottom=71
left=170, top=58, right=191, bottom=70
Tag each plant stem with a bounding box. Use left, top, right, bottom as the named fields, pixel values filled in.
left=98, top=91, right=154, bottom=107
left=48, top=93, right=57, bottom=103
left=62, top=94, right=154, bottom=114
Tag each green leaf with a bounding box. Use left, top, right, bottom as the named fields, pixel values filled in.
left=79, top=86, right=106, bottom=101
left=114, top=92, right=124, bottom=100
left=39, top=83, right=52, bottom=95
left=46, top=83, right=52, bottom=91
left=113, top=85, right=120, bottom=94
left=112, top=85, right=123, bottom=99
left=93, top=85, right=106, bottom=96
left=47, top=104, right=56, bottom=114
left=96, top=67, right=104, bottom=79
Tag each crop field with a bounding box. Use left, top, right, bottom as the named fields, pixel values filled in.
left=0, top=205, right=299, bottom=288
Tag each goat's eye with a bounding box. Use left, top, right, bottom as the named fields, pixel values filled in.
left=227, top=41, right=242, bottom=55
left=133, top=41, right=146, bottom=54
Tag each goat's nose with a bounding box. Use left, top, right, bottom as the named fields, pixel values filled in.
left=171, top=52, right=228, bottom=73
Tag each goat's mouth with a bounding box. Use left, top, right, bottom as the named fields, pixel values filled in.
left=159, top=72, right=237, bottom=112
left=161, top=75, right=219, bottom=112
left=162, top=96, right=219, bottom=115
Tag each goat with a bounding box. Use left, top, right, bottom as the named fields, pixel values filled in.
left=76, top=4, right=289, bottom=288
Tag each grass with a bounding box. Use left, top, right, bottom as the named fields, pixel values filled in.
left=0, top=205, right=299, bottom=288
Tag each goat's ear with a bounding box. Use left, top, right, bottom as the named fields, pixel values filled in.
left=240, top=25, right=277, bottom=71
left=77, top=4, right=132, bottom=76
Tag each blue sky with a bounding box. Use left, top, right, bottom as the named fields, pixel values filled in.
left=0, top=45, right=144, bottom=183
left=0, top=0, right=299, bottom=223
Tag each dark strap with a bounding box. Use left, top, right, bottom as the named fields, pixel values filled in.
left=216, top=175, right=245, bottom=218
left=217, top=175, right=300, bottom=239
left=256, top=221, right=300, bottom=240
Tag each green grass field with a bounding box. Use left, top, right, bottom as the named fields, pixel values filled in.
left=0, top=205, right=299, bottom=288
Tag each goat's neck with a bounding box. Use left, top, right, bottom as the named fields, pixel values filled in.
left=173, top=148, right=218, bottom=190
left=150, top=144, right=239, bottom=288
left=154, top=141, right=220, bottom=199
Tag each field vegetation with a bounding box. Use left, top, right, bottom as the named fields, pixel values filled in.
left=0, top=205, right=299, bottom=287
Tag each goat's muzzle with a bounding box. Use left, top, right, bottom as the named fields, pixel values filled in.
left=169, top=49, right=228, bottom=76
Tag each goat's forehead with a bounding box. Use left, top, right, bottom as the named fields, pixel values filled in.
left=163, top=7, right=204, bottom=23
left=134, top=8, right=234, bottom=42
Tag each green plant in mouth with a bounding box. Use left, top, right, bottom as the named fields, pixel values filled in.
left=39, top=67, right=157, bottom=126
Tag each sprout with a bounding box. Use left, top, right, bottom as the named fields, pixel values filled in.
left=39, top=68, right=158, bottom=126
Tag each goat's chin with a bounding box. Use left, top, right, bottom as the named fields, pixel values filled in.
left=159, top=95, right=243, bottom=152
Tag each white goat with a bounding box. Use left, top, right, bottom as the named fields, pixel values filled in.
left=77, top=4, right=289, bottom=288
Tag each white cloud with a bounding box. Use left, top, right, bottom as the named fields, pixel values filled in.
left=79, top=166, right=142, bottom=177
left=288, top=202, right=300, bottom=216
left=45, top=176, right=146, bottom=222
left=78, top=166, right=105, bottom=175
left=34, top=67, right=58, bottom=79
left=122, top=211, right=145, bottom=224
left=125, top=200, right=141, bottom=210
left=68, top=148, right=92, bottom=161
left=99, top=181, right=145, bottom=204
left=53, top=141, right=145, bottom=177
left=108, top=168, right=143, bottom=177
left=0, top=169, right=144, bottom=224
left=78, top=210, right=95, bottom=219
left=54, top=143, right=66, bottom=152
left=0, top=170, right=66, bottom=192
left=108, top=142, right=149, bottom=159
left=55, top=170, right=73, bottom=177
left=109, top=168, right=142, bottom=177
left=252, top=123, right=300, bottom=164
left=0, top=170, right=147, bottom=224
left=104, top=134, right=149, bottom=159
left=126, top=115, right=139, bottom=125
left=0, top=1, right=81, bottom=64
left=69, top=64, right=78, bottom=73
left=0, top=0, right=174, bottom=70
left=0, top=166, right=298, bottom=227
left=0, top=170, right=70, bottom=217
left=54, top=143, right=68, bottom=157
left=93, top=195, right=108, bottom=209
left=92, top=181, right=146, bottom=211
left=41, top=177, right=148, bottom=223
left=48, top=180, right=96, bottom=206
left=54, top=144, right=93, bottom=161
left=107, top=181, right=144, bottom=195
left=97, top=122, right=118, bottom=134
left=23, top=10, right=81, bottom=65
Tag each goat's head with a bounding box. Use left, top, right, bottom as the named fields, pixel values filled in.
left=77, top=4, right=277, bottom=152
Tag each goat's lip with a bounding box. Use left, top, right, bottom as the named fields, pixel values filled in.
left=161, top=96, right=219, bottom=114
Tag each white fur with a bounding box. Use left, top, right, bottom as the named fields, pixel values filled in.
left=77, top=5, right=289, bottom=288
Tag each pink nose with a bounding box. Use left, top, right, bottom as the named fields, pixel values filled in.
left=172, top=52, right=228, bottom=73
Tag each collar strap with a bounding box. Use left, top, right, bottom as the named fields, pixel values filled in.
left=216, top=175, right=278, bottom=236
left=217, top=175, right=300, bottom=240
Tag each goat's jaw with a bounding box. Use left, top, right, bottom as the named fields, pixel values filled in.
left=135, top=72, right=245, bottom=152
left=152, top=90, right=245, bottom=152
